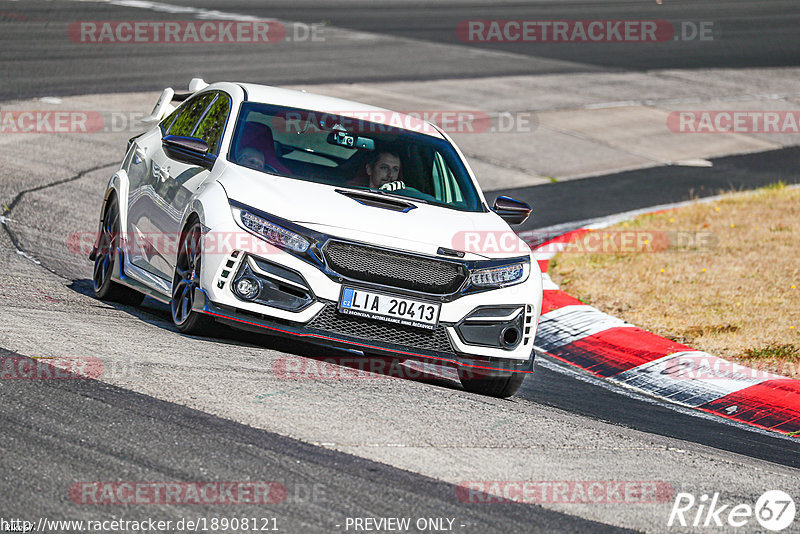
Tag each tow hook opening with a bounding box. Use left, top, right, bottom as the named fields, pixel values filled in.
left=501, top=326, right=521, bottom=349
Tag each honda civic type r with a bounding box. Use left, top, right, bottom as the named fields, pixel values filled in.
left=91, top=79, right=542, bottom=398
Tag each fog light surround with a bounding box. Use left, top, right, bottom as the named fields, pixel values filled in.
left=234, top=276, right=260, bottom=300
left=456, top=306, right=526, bottom=350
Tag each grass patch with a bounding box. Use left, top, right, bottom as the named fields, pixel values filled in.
left=549, top=184, right=800, bottom=379
left=742, top=343, right=800, bottom=361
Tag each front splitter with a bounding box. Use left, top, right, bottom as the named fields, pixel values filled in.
left=193, top=289, right=534, bottom=376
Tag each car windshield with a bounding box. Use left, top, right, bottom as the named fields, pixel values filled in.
left=228, top=102, right=485, bottom=212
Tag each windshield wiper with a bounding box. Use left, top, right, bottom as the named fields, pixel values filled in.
left=364, top=187, right=429, bottom=204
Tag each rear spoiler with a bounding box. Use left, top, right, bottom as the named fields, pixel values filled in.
left=140, top=78, right=209, bottom=124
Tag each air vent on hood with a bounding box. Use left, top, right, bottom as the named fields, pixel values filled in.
left=335, top=189, right=417, bottom=212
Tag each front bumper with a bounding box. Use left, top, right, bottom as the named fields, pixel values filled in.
left=196, top=202, right=542, bottom=375
left=192, top=289, right=535, bottom=375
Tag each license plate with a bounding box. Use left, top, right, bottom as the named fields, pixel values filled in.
left=338, top=287, right=441, bottom=331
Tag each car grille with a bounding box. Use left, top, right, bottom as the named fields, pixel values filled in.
left=308, top=304, right=454, bottom=354
left=323, top=240, right=466, bottom=294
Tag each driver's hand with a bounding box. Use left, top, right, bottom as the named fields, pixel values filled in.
left=380, top=180, right=406, bottom=191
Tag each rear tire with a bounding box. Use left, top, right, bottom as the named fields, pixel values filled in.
left=458, top=368, right=526, bottom=398
left=93, top=196, right=145, bottom=306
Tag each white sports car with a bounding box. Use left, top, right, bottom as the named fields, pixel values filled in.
left=91, top=79, right=542, bottom=397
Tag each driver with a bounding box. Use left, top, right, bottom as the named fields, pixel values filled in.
left=364, top=151, right=405, bottom=191
left=237, top=147, right=265, bottom=170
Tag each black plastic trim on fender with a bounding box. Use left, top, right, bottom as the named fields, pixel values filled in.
left=111, top=247, right=171, bottom=304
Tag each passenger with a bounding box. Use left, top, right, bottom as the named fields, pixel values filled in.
left=237, top=147, right=265, bottom=170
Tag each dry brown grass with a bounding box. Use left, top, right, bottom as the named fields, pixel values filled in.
left=549, top=183, right=800, bottom=379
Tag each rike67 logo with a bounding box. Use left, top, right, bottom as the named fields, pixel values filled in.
left=669, top=490, right=796, bottom=531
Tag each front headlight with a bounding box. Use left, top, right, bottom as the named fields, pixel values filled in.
left=470, top=261, right=530, bottom=288
left=239, top=210, right=310, bottom=253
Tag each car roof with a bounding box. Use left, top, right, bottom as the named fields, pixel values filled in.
left=235, top=82, right=445, bottom=139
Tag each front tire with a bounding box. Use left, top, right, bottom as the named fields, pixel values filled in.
left=93, top=197, right=144, bottom=306
left=458, top=367, right=527, bottom=398
left=171, top=219, right=212, bottom=334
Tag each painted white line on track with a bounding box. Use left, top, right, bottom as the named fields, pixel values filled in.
left=15, top=249, right=41, bottom=265
left=70, top=0, right=264, bottom=21
left=2, top=214, right=43, bottom=264
left=672, top=158, right=713, bottom=167
left=583, top=101, right=639, bottom=110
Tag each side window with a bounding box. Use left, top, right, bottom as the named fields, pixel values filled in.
left=166, top=93, right=215, bottom=137
left=192, top=93, right=231, bottom=155
left=159, top=107, right=179, bottom=134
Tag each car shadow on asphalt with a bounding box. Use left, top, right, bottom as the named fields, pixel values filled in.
left=68, top=278, right=466, bottom=393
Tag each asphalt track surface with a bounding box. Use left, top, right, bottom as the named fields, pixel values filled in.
left=509, top=146, right=800, bottom=232
left=179, top=0, right=800, bottom=70
left=2, top=0, right=800, bottom=532
left=2, top=0, right=800, bottom=100
left=0, top=347, right=620, bottom=533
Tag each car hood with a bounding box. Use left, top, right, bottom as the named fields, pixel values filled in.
left=218, top=170, right=530, bottom=260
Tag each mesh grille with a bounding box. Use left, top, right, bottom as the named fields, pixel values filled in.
left=308, top=304, right=454, bottom=354
left=324, top=241, right=466, bottom=294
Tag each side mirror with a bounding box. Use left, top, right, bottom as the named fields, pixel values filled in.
left=162, top=135, right=216, bottom=169
left=492, top=196, right=532, bottom=225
